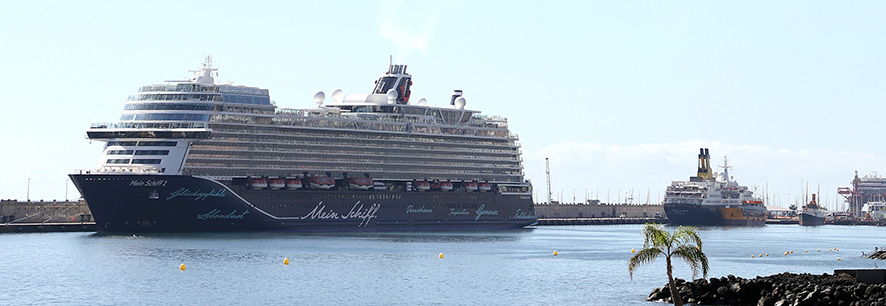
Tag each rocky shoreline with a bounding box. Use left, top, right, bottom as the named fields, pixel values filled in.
left=865, top=250, right=886, bottom=260
left=647, top=272, right=886, bottom=306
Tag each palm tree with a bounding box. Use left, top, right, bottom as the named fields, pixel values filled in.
left=628, top=223, right=709, bottom=306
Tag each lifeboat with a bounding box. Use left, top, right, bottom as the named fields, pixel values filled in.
left=249, top=178, right=268, bottom=190
left=268, top=178, right=285, bottom=190
left=285, top=178, right=303, bottom=190
left=464, top=181, right=478, bottom=192
left=415, top=180, right=430, bottom=191
left=349, top=177, right=374, bottom=190
left=478, top=182, right=492, bottom=192
left=438, top=181, right=453, bottom=192
left=309, top=176, right=336, bottom=189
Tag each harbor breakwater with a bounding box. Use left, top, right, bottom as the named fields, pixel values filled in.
left=648, top=272, right=886, bottom=305
left=0, top=199, right=93, bottom=232
left=534, top=201, right=664, bottom=219
left=0, top=199, right=92, bottom=223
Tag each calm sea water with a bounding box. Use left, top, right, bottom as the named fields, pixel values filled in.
left=0, top=225, right=883, bottom=305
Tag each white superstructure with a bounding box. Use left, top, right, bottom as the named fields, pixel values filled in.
left=84, top=57, right=526, bottom=185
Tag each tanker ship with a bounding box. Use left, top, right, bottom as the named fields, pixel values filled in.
left=70, top=57, right=536, bottom=232
left=662, top=148, right=767, bottom=226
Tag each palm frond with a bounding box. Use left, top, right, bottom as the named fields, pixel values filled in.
left=628, top=247, right=663, bottom=280
left=642, top=223, right=669, bottom=249
left=671, top=244, right=710, bottom=279
left=672, top=226, right=704, bottom=250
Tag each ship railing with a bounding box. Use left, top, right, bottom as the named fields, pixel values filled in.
left=90, top=122, right=210, bottom=130
left=213, top=115, right=517, bottom=140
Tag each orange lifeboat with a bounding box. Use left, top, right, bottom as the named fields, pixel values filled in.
left=249, top=178, right=268, bottom=190
left=438, top=181, right=453, bottom=192
left=349, top=177, right=374, bottom=190
left=478, top=182, right=492, bottom=192
left=268, top=178, right=285, bottom=190
left=309, top=176, right=336, bottom=190
left=285, top=178, right=303, bottom=190
left=415, top=180, right=430, bottom=191
left=464, top=181, right=478, bottom=192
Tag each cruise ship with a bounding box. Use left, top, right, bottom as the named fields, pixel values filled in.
left=69, top=57, right=537, bottom=232
left=662, top=148, right=767, bottom=226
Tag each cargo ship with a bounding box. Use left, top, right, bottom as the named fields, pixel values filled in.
left=662, top=148, right=767, bottom=226
left=69, top=57, right=536, bottom=232
left=799, top=194, right=825, bottom=226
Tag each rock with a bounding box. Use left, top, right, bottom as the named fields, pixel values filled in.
left=647, top=272, right=886, bottom=306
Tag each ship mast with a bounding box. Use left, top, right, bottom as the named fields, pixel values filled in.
left=546, top=158, right=553, bottom=204
left=720, top=156, right=732, bottom=182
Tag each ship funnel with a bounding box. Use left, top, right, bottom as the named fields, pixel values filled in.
left=450, top=90, right=463, bottom=105
left=696, top=148, right=713, bottom=181
left=372, top=63, right=412, bottom=104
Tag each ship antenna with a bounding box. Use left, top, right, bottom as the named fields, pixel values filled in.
left=720, top=156, right=732, bottom=182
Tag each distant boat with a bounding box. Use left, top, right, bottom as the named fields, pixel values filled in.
left=799, top=194, right=826, bottom=226
left=863, top=201, right=886, bottom=220
left=662, top=148, right=768, bottom=226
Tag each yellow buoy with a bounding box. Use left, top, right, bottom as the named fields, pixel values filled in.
left=805, top=250, right=808, bottom=253
left=766, top=253, right=769, bottom=256
left=631, top=248, right=636, bottom=253
left=553, top=251, right=559, bottom=256
left=179, top=264, right=186, bottom=271
left=835, top=248, right=839, bottom=251
left=784, top=251, right=789, bottom=256
left=838, top=257, right=841, bottom=261
left=284, top=258, right=290, bottom=265
left=759, top=254, right=763, bottom=257
left=439, top=253, right=444, bottom=259
left=818, top=249, right=821, bottom=252
left=790, top=251, right=794, bottom=254
left=751, top=255, right=755, bottom=258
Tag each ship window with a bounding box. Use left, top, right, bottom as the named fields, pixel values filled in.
left=106, top=141, right=138, bottom=147
left=107, top=150, right=134, bottom=155
left=373, top=77, right=398, bottom=94
left=132, top=159, right=162, bottom=164
left=131, top=113, right=211, bottom=121
left=106, top=159, right=131, bottom=164
left=135, top=150, right=170, bottom=156
left=138, top=141, right=177, bottom=147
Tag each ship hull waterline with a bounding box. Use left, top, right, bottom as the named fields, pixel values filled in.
left=663, top=203, right=767, bottom=226
left=799, top=212, right=826, bottom=226
left=70, top=174, right=537, bottom=233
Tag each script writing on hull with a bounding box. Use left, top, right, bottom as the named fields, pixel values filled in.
left=166, top=188, right=227, bottom=201
left=301, top=201, right=380, bottom=227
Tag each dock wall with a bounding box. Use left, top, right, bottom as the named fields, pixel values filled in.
left=534, top=202, right=664, bottom=219
left=0, top=199, right=92, bottom=224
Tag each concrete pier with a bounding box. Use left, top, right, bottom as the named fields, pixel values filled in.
left=534, top=201, right=664, bottom=219
left=537, top=217, right=667, bottom=226
left=0, top=222, right=96, bottom=233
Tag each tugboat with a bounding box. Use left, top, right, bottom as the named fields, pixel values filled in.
left=662, top=148, right=768, bottom=226
left=799, top=194, right=826, bottom=226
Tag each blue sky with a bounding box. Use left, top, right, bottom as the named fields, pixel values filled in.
left=2, top=1, right=884, bottom=210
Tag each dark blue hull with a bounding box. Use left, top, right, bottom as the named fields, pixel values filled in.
left=799, top=212, right=825, bottom=226
left=663, top=203, right=766, bottom=226
left=69, top=174, right=537, bottom=233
